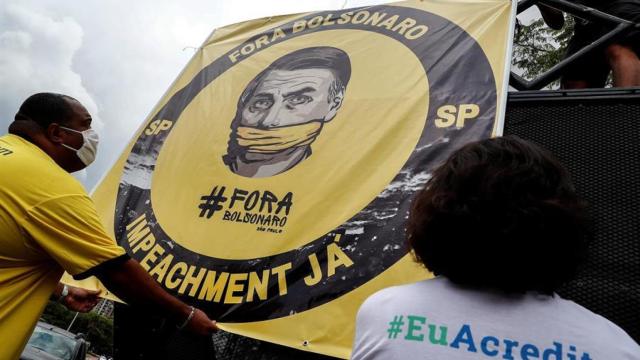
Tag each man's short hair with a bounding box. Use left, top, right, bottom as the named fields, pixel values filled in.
left=15, top=93, right=77, bottom=128
left=238, top=46, right=351, bottom=107
left=407, top=136, right=588, bottom=294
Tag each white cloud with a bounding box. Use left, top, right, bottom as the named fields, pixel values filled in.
left=0, top=3, right=101, bottom=132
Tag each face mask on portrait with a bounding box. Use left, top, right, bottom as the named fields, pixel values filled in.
left=235, top=121, right=322, bottom=154
left=59, top=126, right=99, bottom=166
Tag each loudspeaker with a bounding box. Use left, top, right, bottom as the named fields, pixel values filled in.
left=504, top=88, right=640, bottom=343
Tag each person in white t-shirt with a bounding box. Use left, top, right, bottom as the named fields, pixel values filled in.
left=352, top=136, right=640, bottom=360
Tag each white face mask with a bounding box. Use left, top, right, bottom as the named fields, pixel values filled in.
left=59, top=126, right=99, bottom=166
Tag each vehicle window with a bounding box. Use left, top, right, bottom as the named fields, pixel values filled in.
left=26, top=327, right=77, bottom=360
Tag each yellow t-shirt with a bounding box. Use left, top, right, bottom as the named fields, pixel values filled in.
left=0, top=134, right=126, bottom=360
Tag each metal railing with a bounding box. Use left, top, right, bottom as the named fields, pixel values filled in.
left=510, top=0, right=639, bottom=90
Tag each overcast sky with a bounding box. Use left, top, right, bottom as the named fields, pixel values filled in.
left=0, top=0, right=539, bottom=190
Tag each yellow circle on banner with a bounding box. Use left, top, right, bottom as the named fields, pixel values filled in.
left=151, top=29, right=428, bottom=259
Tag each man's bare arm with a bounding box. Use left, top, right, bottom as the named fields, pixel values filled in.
left=96, top=259, right=217, bottom=335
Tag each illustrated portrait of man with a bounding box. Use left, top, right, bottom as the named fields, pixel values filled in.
left=223, top=46, right=352, bottom=178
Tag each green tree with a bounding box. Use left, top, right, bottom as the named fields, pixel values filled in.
left=40, top=301, right=75, bottom=329
left=512, top=16, right=575, bottom=88
left=41, top=301, right=114, bottom=356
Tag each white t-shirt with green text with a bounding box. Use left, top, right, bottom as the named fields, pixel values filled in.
left=352, top=277, right=640, bottom=360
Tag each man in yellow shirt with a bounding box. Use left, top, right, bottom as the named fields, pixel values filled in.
left=0, top=93, right=217, bottom=359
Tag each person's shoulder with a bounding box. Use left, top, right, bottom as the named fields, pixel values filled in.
left=1, top=134, right=61, bottom=172
left=2, top=135, right=88, bottom=200
left=552, top=295, right=610, bottom=323
left=553, top=295, right=640, bottom=350
left=0, top=134, right=36, bottom=161
left=359, top=277, right=444, bottom=312
left=31, top=164, right=87, bottom=200
left=1, top=134, right=44, bottom=155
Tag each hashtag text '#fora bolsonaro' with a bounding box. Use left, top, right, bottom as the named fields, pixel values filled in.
left=198, top=185, right=293, bottom=228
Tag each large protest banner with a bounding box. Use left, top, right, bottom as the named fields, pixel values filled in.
left=70, top=0, right=515, bottom=357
